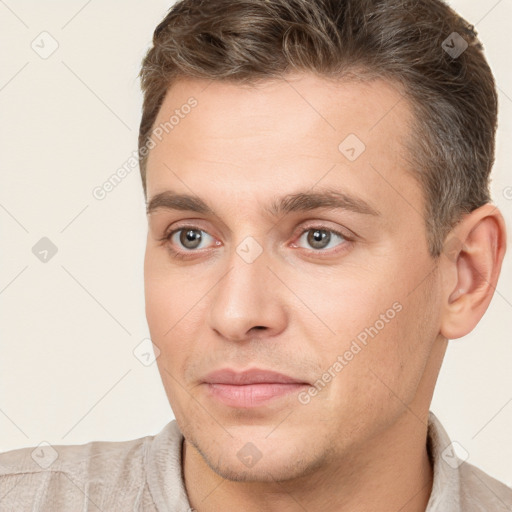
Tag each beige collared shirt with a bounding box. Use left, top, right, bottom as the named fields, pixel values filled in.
left=1, top=411, right=511, bottom=511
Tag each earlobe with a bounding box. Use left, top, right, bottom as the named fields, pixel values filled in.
left=439, top=204, right=507, bottom=340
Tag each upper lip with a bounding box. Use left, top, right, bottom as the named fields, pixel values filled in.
left=202, top=368, right=309, bottom=385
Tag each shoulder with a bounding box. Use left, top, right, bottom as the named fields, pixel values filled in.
left=0, top=429, right=161, bottom=510
left=458, top=460, right=512, bottom=511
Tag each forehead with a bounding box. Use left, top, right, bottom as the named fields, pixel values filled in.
left=145, top=73, right=423, bottom=227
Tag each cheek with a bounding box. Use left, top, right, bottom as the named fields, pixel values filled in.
left=286, top=276, right=404, bottom=408
left=144, top=253, right=202, bottom=373
left=305, top=268, right=433, bottom=410
left=350, top=294, right=434, bottom=406
left=289, top=266, right=399, bottom=353
left=146, top=274, right=195, bottom=412
left=144, top=278, right=170, bottom=341
left=144, top=247, right=183, bottom=333
left=307, top=301, right=429, bottom=437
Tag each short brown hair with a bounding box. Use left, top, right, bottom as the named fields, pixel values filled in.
left=138, top=0, right=498, bottom=258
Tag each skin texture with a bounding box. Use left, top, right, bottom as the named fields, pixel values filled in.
left=143, top=73, right=507, bottom=512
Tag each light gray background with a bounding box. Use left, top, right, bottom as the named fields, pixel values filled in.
left=1, top=0, right=511, bottom=488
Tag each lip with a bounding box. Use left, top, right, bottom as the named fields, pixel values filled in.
left=202, top=368, right=310, bottom=408
left=202, top=368, right=309, bottom=385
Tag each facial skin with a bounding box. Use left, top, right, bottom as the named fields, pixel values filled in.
left=143, top=73, right=506, bottom=512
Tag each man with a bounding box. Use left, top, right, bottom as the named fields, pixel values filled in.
left=1, top=0, right=510, bottom=510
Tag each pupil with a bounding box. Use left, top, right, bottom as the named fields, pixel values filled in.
left=309, top=229, right=329, bottom=249
left=182, top=229, right=201, bottom=248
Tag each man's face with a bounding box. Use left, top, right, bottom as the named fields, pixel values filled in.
left=144, top=73, right=444, bottom=481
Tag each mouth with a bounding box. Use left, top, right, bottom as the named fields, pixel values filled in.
left=202, top=368, right=310, bottom=408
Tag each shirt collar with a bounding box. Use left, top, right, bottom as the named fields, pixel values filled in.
left=146, top=419, right=190, bottom=511
left=425, top=410, right=462, bottom=511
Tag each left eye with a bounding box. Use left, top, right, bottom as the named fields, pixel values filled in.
left=166, top=227, right=215, bottom=251
left=296, top=227, right=347, bottom=251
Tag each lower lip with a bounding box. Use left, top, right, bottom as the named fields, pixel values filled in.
left=205, top=383, right=308, bottom=408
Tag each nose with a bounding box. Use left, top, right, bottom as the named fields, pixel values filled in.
left=207, top=247, right=288, bottom=343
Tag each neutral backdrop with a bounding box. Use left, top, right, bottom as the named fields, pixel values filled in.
left=1, top=0, right=511, bottom=488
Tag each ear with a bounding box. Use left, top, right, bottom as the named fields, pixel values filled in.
left=439, top=203, right=507, bottom=340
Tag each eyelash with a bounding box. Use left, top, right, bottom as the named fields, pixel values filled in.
left=158, top=224, right=353, bottom=260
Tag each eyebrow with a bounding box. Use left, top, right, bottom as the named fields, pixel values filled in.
left=146, top=188, right=381, bottom=218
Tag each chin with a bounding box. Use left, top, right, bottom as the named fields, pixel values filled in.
left=195, top=434, right=325, bottom=484
left=207, top=455, right=314, bottom=484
